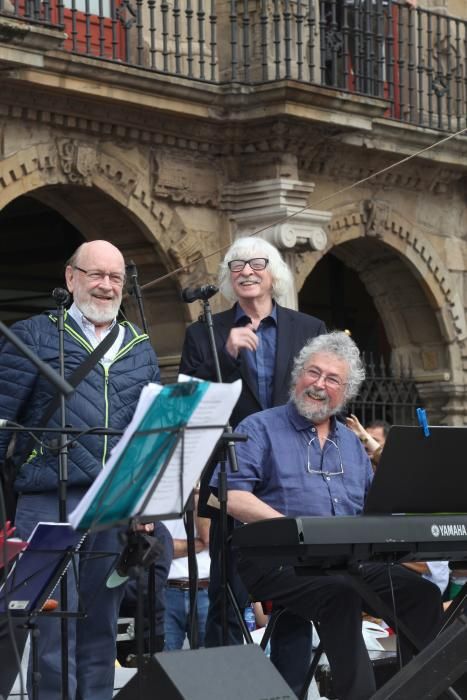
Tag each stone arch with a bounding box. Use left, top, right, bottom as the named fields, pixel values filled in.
left=0, top=139, right=222, bottom=375
left=295, top=199, right=467, bottom=423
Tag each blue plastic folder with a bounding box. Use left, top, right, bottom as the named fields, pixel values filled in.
left=0, top=522, right=84, bottom=614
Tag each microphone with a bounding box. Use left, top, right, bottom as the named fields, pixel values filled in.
left=181, top=285, right=219, bottom=303
left=52, top=288, right=71, bottom=307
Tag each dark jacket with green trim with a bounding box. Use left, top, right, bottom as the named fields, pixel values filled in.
left=0, top=312, right=160, bottom=493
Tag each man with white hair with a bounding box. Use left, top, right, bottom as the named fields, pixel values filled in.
left=0, top=240, right=160, bottom=699
left=180, top=236, right=326, bottom=681
left=213, top=331, right=442, bottom=699
left=181, top=235, right=326, bottom=448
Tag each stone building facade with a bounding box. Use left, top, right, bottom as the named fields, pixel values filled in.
left=1, top=0, right=467, bottom=423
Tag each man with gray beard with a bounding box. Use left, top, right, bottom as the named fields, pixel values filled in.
left=210, top=331, right=442, bottom=700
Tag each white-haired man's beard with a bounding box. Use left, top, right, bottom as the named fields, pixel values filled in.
left=292, top=386, right=343, bottom=423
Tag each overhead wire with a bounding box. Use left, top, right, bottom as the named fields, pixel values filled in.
left=140, top=124, right=466, bottom=293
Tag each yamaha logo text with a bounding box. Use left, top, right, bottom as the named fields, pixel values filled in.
left=431, top=523, right=467, bottom=538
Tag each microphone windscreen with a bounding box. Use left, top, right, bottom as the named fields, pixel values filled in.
left=52, top=288, right=71, bottom=306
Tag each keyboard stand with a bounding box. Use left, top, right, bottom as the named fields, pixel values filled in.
left=370, top=614, right=467, bottom=700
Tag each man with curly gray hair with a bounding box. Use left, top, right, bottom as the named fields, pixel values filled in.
left=211, top=331, right=442, bottom=699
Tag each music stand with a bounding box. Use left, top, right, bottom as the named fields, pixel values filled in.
left=68, top=379, right=242, bottom=530
left=0, top=523, right=86, bottom=700
left=68, top=378, right=243, bottom=696
left=364, top=425, right=467, bottom=515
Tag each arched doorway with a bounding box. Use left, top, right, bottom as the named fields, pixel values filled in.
left=0, top=196, right=83, bottom=322
left=299, top=250, right=391, bottom=363
left=297, top=236, right=455, bottom=424
left=0, top=185, right=187, bottom=381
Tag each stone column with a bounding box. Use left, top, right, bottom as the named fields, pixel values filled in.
left=221, top=178, right=331, bottom=309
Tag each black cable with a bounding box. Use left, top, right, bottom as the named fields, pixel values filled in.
left=0, top=423, right=122, bottom=455
left=184, top=508, right=200, bottom=649
left=386, top=564, right=403, bottom=672
left=0, top=478, right=26, bottom=699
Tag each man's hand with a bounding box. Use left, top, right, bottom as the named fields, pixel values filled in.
left=225, top=324, right=258, bottom=358
left=227, top=490, right=284, bottom=523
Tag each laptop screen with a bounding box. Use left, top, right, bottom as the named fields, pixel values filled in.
left=364, top=425, right=467, bottom=515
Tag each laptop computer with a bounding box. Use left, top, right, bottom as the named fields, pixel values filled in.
left=364, top=425, right=467, bottom=515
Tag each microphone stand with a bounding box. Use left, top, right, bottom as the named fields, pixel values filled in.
left=126, top=261, right=149, bottom=336
left=0, top=303, right=75, bottom=700
left=199, top=295, right=249, bottom=647
left=53, top=288, right=71, bottom=700
left=125, top=264, right=159, bottom=659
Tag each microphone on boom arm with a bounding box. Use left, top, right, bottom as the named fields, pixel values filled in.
left=181, top=285, right=219, bottom=304
left=52, top=288, right=71, bottom=307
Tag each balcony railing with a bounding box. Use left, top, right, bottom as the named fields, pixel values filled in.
left=1, top=0, right=466, bottom=132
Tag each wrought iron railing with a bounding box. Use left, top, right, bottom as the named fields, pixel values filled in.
left=349, top=353, right=421, bottom=427
left=1, top=0, right=466, bottom=131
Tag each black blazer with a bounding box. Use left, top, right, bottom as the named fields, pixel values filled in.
left=179, top=303, right=326, bottom=428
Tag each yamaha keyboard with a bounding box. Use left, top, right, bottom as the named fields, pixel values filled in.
left=232, top=515, right=467, bottom=569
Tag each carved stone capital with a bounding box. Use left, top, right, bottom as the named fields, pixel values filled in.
left=221, top=178, right=331, bottom=252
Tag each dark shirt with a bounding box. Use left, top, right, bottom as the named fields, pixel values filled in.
left=233, top=303, right=278, bottom=409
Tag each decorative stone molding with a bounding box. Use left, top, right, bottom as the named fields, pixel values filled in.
left=56, top=139, right=97, bottom=186
left=152, top=153, right=220, bottom=206
left=0, top=87, right=344, bottom=161
left=0, top=14, right=65, bottom=54
left=300, top=142, right=465, bottom=194
left=329, top=200, right=467, bottom=340
left=166, top=229, right=212, bottom=285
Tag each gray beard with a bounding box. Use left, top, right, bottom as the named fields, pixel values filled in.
left=77, top=298, right=120, bottom=325
left=292, top=391, right=342, bottom=423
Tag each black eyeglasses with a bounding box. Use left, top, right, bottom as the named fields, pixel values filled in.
left=74, top=266, right=125, bottom=287
left=227, top=258, right=269, bottom=272
left=303, top=366, right=346, bottom=390
left=306, top=436, right=344, bottom=477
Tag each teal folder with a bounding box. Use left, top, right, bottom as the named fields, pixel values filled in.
left=77, top=381, right=209, bottom=529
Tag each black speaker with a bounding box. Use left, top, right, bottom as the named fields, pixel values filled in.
left=114, top=644, right=297, bottom=700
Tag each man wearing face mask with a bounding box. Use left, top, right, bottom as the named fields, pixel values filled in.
left=0, top=240, right=160, bottom=700
left=180, top=236, right=326, bottom=689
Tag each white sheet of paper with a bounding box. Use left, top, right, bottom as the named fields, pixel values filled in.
left=138, top=377, right=242, bottom=517
left=68, top=378, right=241, bottom=528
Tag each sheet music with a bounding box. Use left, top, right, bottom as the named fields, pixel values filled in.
left=68, top=377, right=241, bottom=529
left=138, top=377, right=242, bottom=516
left=0, top=523, right=84, bottom=613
